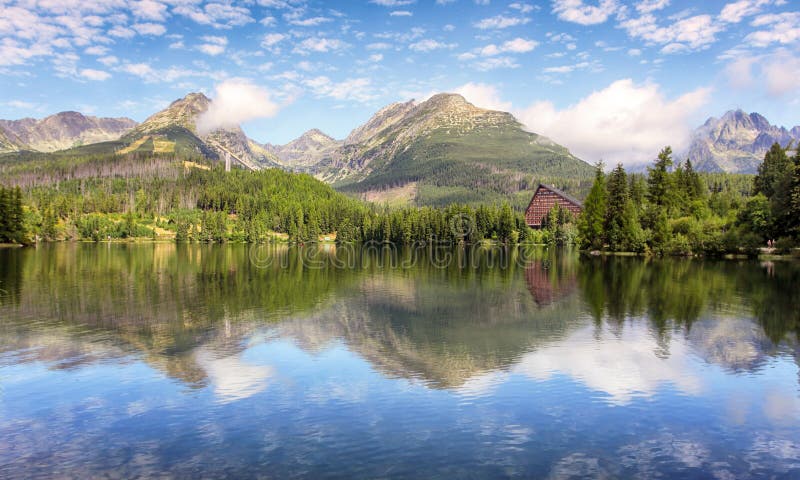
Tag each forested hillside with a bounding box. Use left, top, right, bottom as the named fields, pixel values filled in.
left=0, top=149, right=539, bottom=245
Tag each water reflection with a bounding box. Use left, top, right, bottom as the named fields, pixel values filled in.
left=1, top=244, right=799, bottom=478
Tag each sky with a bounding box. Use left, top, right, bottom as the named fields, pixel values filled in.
left=1, top=0, right=798, bottom=165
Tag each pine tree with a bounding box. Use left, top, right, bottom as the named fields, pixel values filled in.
left=578, top=163, right=607, bottom=250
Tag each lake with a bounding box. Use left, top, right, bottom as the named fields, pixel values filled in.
left=1, top=244, right=798, bottom=479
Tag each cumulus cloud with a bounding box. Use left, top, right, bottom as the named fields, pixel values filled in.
left=198, top=35, right=227, bottom=56
left=745, top=12, right=800, bottom=47
left=515, top=79, right=711, bottom=166
left=552, top=0, right=618, bottom=26
left=620, top=13, right=724, bottom=53
left=453, top=82, right=512, bottom=111
left=196, top=79, right=282, bottom=135
left=80, top=68, right=111, bottom=81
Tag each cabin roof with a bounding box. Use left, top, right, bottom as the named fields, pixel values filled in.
left=526, top=184, right=583, bottom=211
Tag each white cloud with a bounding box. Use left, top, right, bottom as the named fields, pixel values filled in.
left=172, top=2, right=254, bottom=29
left=130, top=0, right=168, bottom=22
left=471, top=37, right=538, bottom=56
left=510, top=2, right=537, bottom=14
left=261, top=32, right=286, bottom=49
left=198, top=44, right=225, bottom=55
left=516, top=79, right=710, bottom=166
left=390, top=10, right=413, bottom=16
left=719, top=0, right=778, bottom=24
left=552, top=0, right=618, bottom=25
left=620, top=13, right=724, bottom=53
left=453, top=82, right=512, bottom=111
left=196, top=79, right=282, bottom=135
left=108, top=25, right=136, bottom=38
left=97, top=55, right=118, bottom=66
left=745, top=12, right=800, bottom=47
left=724, top=48, right=800, bottom=98
left=84, top=45, right=109, bottom=56
left=409, top=39, right=456, bottom=52
left=285, top=12, right=332, bottom=27
left=635, top=0, right=671, bottom=13
left=474, top=14, right=531, bottom=29
left=79, top=68, right=111, bottom=81
left=198, top=35, right=227, bottom=56
left=294, top=37, right=348, bottom=55
left=132, top=22, right=166, bottom=36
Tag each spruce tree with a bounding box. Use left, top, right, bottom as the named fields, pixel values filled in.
left=647, top=147, right=674, bottom=209
left=754, top=142, right=791, bottom=199
left=605, top=164, right=629, bottom=250
left=578, top=163, right=607, bottom=250
left=0, top=187, right=8, bottom=242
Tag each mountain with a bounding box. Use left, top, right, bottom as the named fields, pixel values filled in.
left=282, top=94, right=594, bottom=207
left=0, top=128, right=24, bottom=153
left=0, top=112, right=136, bottom=153
left=121, top=93, right=279, bottom=169
left=266, top=129, right=341, bottom=170
left=2, top=92, right=592, bottom=205
left=688, top=110, right=800, bottom=173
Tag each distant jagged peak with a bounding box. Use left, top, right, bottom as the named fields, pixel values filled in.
left=296, top=128, right=336, bottom=143
left=688, top=109, right=800, bottom=174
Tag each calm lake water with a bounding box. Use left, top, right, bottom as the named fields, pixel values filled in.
left=1, top=244, right=798, bottom=479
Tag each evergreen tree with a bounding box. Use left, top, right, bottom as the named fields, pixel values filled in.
left=754, top=142, right=791, bottom=199
left=578, top=163, right=607, bottom=250
left=0, top=187, right=9, bottom=242
left=683, top=159, right=705, bottom=200
left=497, top=203, right=516, bottom=243
left=647, top=146, right=674, bottom=209
left=605, top=164, right=630, bottom=250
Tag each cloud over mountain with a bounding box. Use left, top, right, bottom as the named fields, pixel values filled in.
left=196, top=79, right=282, bottom=135
left=516, top=79, right=711, bottom=167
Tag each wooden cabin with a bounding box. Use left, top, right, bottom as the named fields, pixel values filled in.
left=525, top=184, right=583, bottom=228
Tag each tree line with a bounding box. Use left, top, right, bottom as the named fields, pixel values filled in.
left=0, top=186, right=25, bottom=244
left=577, top=143, right=800, bottom=255
left=3, top=158, right=546, bottom=245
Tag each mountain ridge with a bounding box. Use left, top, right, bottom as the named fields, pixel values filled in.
left=0, top=111, right=136, bottom=153
left=688, top=109, right=799, bottom=173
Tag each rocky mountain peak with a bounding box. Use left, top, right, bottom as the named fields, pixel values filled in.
left=0, top=111, right=137, bottom=152
left=688, top=109, right=799, bottom=173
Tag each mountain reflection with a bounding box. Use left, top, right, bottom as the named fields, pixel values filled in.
left=0, top=244, right=798, bottom=402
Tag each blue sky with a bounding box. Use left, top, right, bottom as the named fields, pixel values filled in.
left=1, top=0, right=798, bottom=164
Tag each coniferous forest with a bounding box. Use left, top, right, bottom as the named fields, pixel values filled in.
left=1, top=143, right=798, bottom=255
left=578, top=143, right=800, bottom=255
